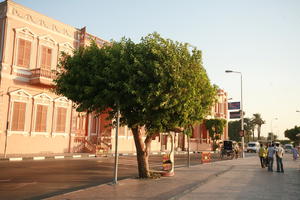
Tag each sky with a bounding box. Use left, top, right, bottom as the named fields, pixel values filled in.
left=13, top=0, right=300, bottom=139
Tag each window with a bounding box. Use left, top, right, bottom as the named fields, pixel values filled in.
left=17, top=39, right=31, bottom=68
left=56, top=107, right=67, bottom=132
left=41, top=46, right=52, bottom=69
left=91, top=116, right=97, bottom=134
left=35, top=105, right=48, bottom=132
left=11, top=102, right=26, bottom=131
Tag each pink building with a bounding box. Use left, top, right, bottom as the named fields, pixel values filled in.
left=189, top=89, right=229, bottom=151
left=0, top=0, right=228, bottom=156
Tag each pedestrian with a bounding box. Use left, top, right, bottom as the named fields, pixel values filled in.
left=275, top=143, right=284, bottom=173
left=291, top=145, right=299, bottom=160
left=234, top=144, right=239, bottom=159
left=267, top=143, right=275, bottom=172
left=258, top=143, right=267, bottom=168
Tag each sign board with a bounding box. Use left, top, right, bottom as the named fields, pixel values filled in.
left=228, top=102, right=240, bottom=110
left=230, top=111, right=241, bottom=119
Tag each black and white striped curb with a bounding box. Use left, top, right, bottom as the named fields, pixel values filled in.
left=0, top=154, right=97, bottom=162
left=0, top=151, right=213, bottom=162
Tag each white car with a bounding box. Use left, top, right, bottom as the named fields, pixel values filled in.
left=246, top=142, right=260, bottom=153
left=284, top=144, right=293, bottom=153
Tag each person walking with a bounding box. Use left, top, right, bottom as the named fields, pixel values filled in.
left=258, top=143, right=267, bottom=168
left=275, top=143, right=284, bottom=173
left=291, top=145, right=299, bottom=160
left=267, top=143, right=275, bottom=172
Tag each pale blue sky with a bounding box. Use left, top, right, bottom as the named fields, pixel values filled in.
left=14, top=0, right=300, bottom=139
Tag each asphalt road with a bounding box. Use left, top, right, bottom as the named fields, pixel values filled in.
left=0, top=153, right=204, bottom=200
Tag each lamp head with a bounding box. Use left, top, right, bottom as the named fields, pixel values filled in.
left=225, top=70, right=233, bottom=73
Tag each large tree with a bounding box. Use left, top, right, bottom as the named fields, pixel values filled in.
left=228, top=117, right=254, bottom=143
left=284, top=126, right=300, bottom=146
left=55, top=33, right=216, bottom=178
left=251, top=113, right=265, bottom=140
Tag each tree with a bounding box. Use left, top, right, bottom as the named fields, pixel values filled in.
left=267, top=132, right=278, bottom=141
left=244, top=118, right=255, bottom=142
left=228, top=120, right=241, bottom=142
left=205, top=118, right=227, bottom=151
left=284, top=126, right=300, bottom=146
left=251, top=113, right=265, bottom=140
left=54, top=33, right=216, bottom=178
left=228, top=117, right=253, bottom=143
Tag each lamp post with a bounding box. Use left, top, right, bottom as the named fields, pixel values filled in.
left=270, top=118, right=278, bottom=141
left=225, top=70, right=244, bottom=158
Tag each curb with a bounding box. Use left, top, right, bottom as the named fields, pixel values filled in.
left=0, top=151, right=209, bottom=162
left=0, top=154, right=97, bottom=162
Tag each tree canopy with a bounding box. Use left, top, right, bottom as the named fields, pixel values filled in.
left=205, top=118, right=227, bottom=150
left=54, top=32, right=217, bottom=178
left=284, top=126, right=300, bottom=146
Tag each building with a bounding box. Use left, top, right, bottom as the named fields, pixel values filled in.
left=0, top=0, right=227, bottom=156
left=189, top=89, right=229, bottom=151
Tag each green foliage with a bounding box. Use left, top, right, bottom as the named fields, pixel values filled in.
left=55, top=32, right=216, bottom=135
left=251, top=113, right=265, bottom=140
left=205, top=118, right=226, bottom=150
left=228, top=120, right=241, bottom=142
left=228, top=117, right=254, bottom=142
left=284, top=126, right=300, bottom=145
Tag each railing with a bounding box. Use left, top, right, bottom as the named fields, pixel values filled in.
left=30, top=68, right=57, bottom=79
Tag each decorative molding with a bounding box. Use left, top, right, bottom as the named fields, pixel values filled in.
left=58, top=42, right=74, bottom=50
left=54, top=96, right=69, bottom=103
left=52, top=132, right=68, bottom=137
left=7, top=130, right=30, bottom=136
left=39, top=34, right=57, bottom=46
left=14, top=27, right=36, bottom=38
left=31, top=132, right=50, bottom=137
left=33, top=93, right=53, bottom=101
left=9, top=88, right=32, bottom=98
left=10, top=7, right=74, bottom=38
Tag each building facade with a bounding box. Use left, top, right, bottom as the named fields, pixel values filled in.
left=0, top=0, right=227, bottom=156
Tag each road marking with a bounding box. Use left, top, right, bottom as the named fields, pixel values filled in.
left=73, top=155, right=82, bottom=158
left=33, top=156, right=45, bottom=160
left=9, top=157, right=22, bottom=161
left=88, top=154, right=96, bottom=157
left=54, top=156, right=65, bottom=159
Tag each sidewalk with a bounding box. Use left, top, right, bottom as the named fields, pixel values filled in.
left=45, top=156, right=300, bottom=200
left=45, top=157, right=244, bottom=200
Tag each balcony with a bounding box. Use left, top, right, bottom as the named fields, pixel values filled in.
left=30, top=68, right=57, bottom=86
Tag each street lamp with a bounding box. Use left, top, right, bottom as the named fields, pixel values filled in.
left=225, top=70, right=244, bottom=158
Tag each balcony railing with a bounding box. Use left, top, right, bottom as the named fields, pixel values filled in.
left=30, top=68, right=58, bottom=86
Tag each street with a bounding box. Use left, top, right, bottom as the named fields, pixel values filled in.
left=0, top=153, right=203, bottom=200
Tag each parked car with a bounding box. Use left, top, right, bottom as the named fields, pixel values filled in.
left=246, top=142, right=260, bottom=153
left=284, top=144, right=293, bottom=153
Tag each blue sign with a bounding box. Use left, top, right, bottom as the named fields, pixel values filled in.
left=228, top=102, right=240, bottom=110
left=230, top=111, right=241, bottom=119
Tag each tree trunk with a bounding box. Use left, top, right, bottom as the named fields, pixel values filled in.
left=258, top=126, right=261, bottom=140
left=132, top=126, right=150, bottom=178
